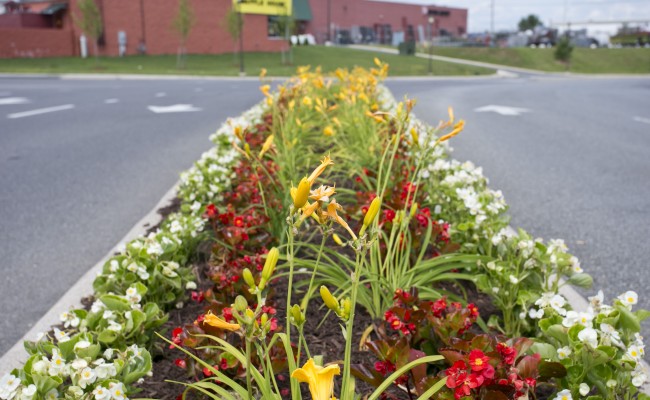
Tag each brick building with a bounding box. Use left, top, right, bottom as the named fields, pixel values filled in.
left=304, top=0, right=468, bottom=45
left=0, top=0, right=467, bottom=58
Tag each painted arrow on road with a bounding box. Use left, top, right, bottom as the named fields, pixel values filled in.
left=0, top=97, right=30, bottom=105
left=474, top=105, right=530, bottom=116
left=148, top=104, right=202, bottom=113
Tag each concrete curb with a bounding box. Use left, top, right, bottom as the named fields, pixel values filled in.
left=0, top=182, right=180, bottom=374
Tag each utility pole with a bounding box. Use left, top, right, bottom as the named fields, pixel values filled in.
left=490, top=0, right=495, bottom=47
left=327, top=0, right=331, bottom=42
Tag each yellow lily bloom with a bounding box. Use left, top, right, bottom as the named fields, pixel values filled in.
left=291, top=358, right=340, bottom=400
left=309, top=185, right=336, bottom=202
left=258, top=134, right=274, bottom=158
left=307, top=155, right=334, bottom=185
left=260, top=85, right=271, bottom=97
left=203, top=311, right=240, bottom=331
left=324, top=199, right=357, bottom=240
left=323, top=126, right=335, bottom=137
left=438, top=119, right=465, bottom=143
left=259, top=68, right=267, bottom=79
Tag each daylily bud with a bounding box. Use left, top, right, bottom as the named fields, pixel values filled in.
left=257, top=277, right=267, bottom=291
left=242, top=268, right=255, bottom=289
left=244, top=308, right=255, bottom=325
left=410, top=128, right=419, bottom=146
left=320, top=286, right=340, bottom=313
left=234, top=295, right=248, bottom=313
left=332, top=233, right=344, bottom=246
left=290, top=304, right=305, bottom=326
left=410, top=202, right=418, bottom=218
left=293, top=177, right=311, bottom=210
left=360, top=197, right=381, bottom=236
left=340, top=298, right=351, bottom=321
left=244, top=143, right=252, bottom=158
left=260, top=313, right=269, bottom=327
left=261, top=248, right=279, bottom=283
left=438, top=119, right=465, bottom=143
left=258, top=134, right=274, bottom=158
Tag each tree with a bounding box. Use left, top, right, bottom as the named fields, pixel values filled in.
left=222, top=8, right=242, bottom=65
left=172, top=0, right=195, bottom=69
left=74, top=0, right=103, bottom=61
left=518, top=14, right=542, bottom=32
left=554, top=36, right=574, bottom=70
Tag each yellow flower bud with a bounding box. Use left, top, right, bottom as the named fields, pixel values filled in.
left=410, top=202, right=418, bottom=218
left=360, top=197, right=381, bottom=236
left=438, top=119, right=465, bottom=143
left=262, top=247, right=279, bottom=281
left=332, top=233, right=344, bottom=246
left=244, top=143, right=251, bottom=157
left=302, top=96, right=312, bottom=107
left=293, top=177, right=311, bottom=210
left=323, top=126, right=335, bottom=137
left=258, top=134, right=274, bottom=158
left=242, top=268, right=255, bottom=288
left=340, top=298, right=351, bottom=321
left=257, top=277, right=267, bottom=291
left=234, top=295, right=248, bottom=312
left=290, top=304, right=305, bottom=326
left=410, top=128, right=419, bottom=146
left=260, top=313, right=269, bottom=327
left=320, top=286, right=340, bottom=313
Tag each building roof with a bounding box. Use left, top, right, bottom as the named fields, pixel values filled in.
left=294, top=0, right=312, bottom=21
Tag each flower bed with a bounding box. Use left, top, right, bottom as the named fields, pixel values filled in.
left=2, top=62, right=648, bottom=400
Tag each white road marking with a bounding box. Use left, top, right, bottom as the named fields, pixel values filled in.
left=7, top=104, right=75, bottom=119
left=148, top=104, right=202, bottom=113
left=0, top=97, right=30, bottom=105
left=105, top=98, right=119, bottom=104
left=155, top=92, right=166, bottom=98
left=633, top=116, right=650, bottom=125
left=474, top=105, right=530, bottom=116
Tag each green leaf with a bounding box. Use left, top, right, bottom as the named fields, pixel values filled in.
left=99, top=294, right=131, bottom=312
left=566, top=365, right=584, bottom=383
left=538, top=361, right=567, bottom=379
left=568, top=273, right=593, bottom=288
left=97, top=330, right=119, bottom=344
left=530, top=342, right=557, bottom=360
left=615, top=304, right=641, bottom=332
left=634, top=309, right=650, bottom=322
left=33, top=374, right=62, bottom=394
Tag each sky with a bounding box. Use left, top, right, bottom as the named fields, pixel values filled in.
left=389, top=0, right=650, bottom=34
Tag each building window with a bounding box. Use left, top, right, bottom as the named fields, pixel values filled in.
left=268, top=16, right=282, bottom=37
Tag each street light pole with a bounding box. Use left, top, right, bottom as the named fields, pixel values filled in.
left=428, top=16, right=434, bottom=75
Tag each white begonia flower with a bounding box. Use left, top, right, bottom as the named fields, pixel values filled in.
left=553, top=389, right=572, bottom=400
left=78, top=367, right=96, bottom=389
left=44, top=389, right=59, bottom=400
left=136, top=266, right=149, bottom=280
left=74, top=340, right=91, bottom=351
left=509, top=275, right=519, bottom=284
left=569, top=256, right=583, bottom=273
left=70, top=358, right=88, bottom=371
left=126, top=262, right=138, bottom=272
left=107, top=320, right=123, bottom=333
left=185, top=281, right=197, bottom=290
left=92, top=386, right=110, bottom=400
left=90, top=300, right=105, bottom=314
left=67, top=386, right=83, bottom=398
left=578, top=383, right=590, bottom=396
left=102, top=310, right=115, bottom=320
left=48, top=349, right=66, bottom=376
left=125, top=287, right=141, bottom=304
left=632, top=365, right=647, bottom=387
left=434, top=204, right=442, bottom=214
left=190, top=201, right=201, bottom=213
left=169, top=220, right=182, bottom=233
left=146, top=241, right=163, bottom=257
left=578, top=328, right=599, bottom=348
left=103, top=348, right=114, bottom=360
left=109, top=260, right=119, bottom=272
left=492, top=287, right=500, bottom=294
left=599, top=323, right=623, bottom=348
left=517, top=240, right=535, bottom=258
left=109, top=382, right=127, bottom=400
left=529, top=308, right=544, bottom=319
left=626, top=344, right=643, bottom=361
left=618, top=291, right=638, bottom=307
left=32, top=358, right=49, bottom=374
left=606, top=379, right=617, bottom=388
left=562, top=311, right=579, bottom=327
left=95, top=363, right=117, bottom=379
left=535, top=292, right=555, bottom=308
left=576, top=311, right=594, bottom=328
left=523, top=258, right=537, bottom=270
left=557, top=346, right=572, bottom=360
left=21, top=384, right=37, bottom=400
left=59, top=311, right=80, bottom=328
left=486, top=261, right=496, bottom=271
left=162, top=267, right=178, bottom=278
left=53, top=328, right=70, bottom=343
left=547, top=238, right=568, bottom=254
left=0, top=374, right=21, bottom=399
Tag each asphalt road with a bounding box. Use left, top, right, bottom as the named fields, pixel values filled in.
left=387, top=75, right=650, bottom=332
left=0, top=77, right=266, bottom=355
left=1, top=73, right=649, bottom=358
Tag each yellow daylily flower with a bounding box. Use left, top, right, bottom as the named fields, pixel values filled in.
left=291, top=358, right=340, bottom=400
left=260, top=85, right=271, bottom=97
left=307, top=155, right=334, bottom=185
left=259, top=68, right=267, bottom=79
left=258, top=134, right=274, bottom=158
left=309, top=185, right=336, bottom=203
left=203, top=311, right=240, bottom=331
left=438, top=119, right=465, bottom=143
left=324, top=199, right=357, bottom=240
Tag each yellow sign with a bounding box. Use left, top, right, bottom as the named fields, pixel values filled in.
left=233, top=0, right=292, bottom=16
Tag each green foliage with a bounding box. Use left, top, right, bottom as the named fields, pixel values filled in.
left=222, top=8, right=242, bottom=43
left=518, top=14, right=542, bottom=31
left=74, top=0, right=102, bottom=40
left=172, top=0, right=196, bottom=68
left=555, top=36, right=574, bottom=65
